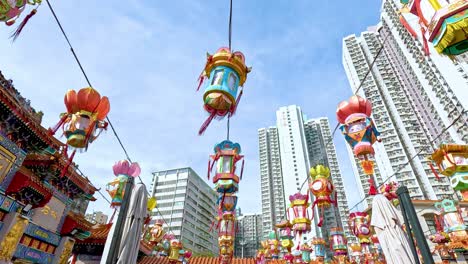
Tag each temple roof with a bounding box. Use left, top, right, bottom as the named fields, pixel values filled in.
left=24, top=152, right=98, bottom=196
left=61, top=211, right=95, bottom=236
left=139, top=257, right=258, bottom=264
left=0, top=71, right=62, bottom=149
left=77, top=223, right=112, bottom=244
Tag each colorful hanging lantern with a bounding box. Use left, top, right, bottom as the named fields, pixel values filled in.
left=426, top=0, right=468, bottom=55
left=434, top=199, right=468, bottom=251
left=349, top=212, right=372, bottom=245
left=217, top=193, right=238, bottom=221
left=379, top=181, right=400, bottom=206
left=267, top=230, right=280, bottom=259
left=349, top=243, right=362, bottom=263
left=218, top=219, right=236, bottom=263
left=147, top=196, right=158, bottom=211
left=149, top=220, right=165, bottom=245
left=261, top=240, right=272, bottom=259
left=292, top=250, right=302, bottom=264
left=0, top=0, right=41, bottom=30
left=288, top=193, right=311, bottom=242
left=197, top=47, right=251, bottom=135
left=50, top=87, right=110, bottom=150
left=309, top=165, right=336, bottom=227
left=400, top=0, right=468, bottom=56
left=168, top=239, right=183, bottom=263
left=256, top=250, right=265, bottom=264
left=330, top=228, right=348, bottom=256
left=311, top=238, right=326, bottom=261
left=275, top=220, right=295, bottom=253
left=429, top=232, right=452, bottom=260
left=219, top=234, right=235, bottom=264
left=208, top=140, right=244, bottom=193
left=429, top=144, right=468, bottom=201
left=106, top=160, right=141, bottom=207
left=336, top=95, right=381, bottom=176
left=300, top=243, right=312, bottom=263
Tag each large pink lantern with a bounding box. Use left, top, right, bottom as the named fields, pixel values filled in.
left=106, top=160, right=141, bottom=207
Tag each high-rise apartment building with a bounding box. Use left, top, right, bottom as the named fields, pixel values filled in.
left=276, top=106, right=320, bottom=240
left=379, top=0, right=467, bottom=144
left=234, top=212, right=262, bottom=258
left=259, top=106, right=352, bottom=243
left=304, top=118, right=351, bottom=237
left=85, top=211, right=109, bottom=224
left=258, top=127, right=286, bottom=236
left=149, top=167, right=218, bottom=255
left=341, top=0, right=462, bottom=206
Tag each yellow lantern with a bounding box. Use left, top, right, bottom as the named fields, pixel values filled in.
left=147, top=197, right=157, bottom=211
left=429, top=144, right=468, bottom=200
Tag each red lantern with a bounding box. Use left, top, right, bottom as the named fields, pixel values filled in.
left=336, top=95, right=381, bottom=176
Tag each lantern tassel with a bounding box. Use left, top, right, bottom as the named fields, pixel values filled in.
left=428, top=162, right=441, bottom=180
left=83, top=121, right=96, bottom=151
left=207, top=159, right=211, bottom=180
left=443, top=151, right=456, bottom=166
left=196, top=75, right=205, bottom=91
left=198, top=111, right=217, bottom=135
left=399, top=15, right=418, bottom=38
left=60, top=150, right=76, bottom=177
left=368, top=178, right=377, bottom=195
left=420, top=25, right=430, bottom=56
left=240, top=159, right=245, bottom=180
left=49, top=114, right=68, bottom=135
left=10, top=8, right=38, bottom=41
left=231, top=89, right=243, bottom=116
left=317, top=208, right=324, bottom=227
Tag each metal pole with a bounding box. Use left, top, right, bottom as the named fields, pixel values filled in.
left=397, top=186, right=435, bottom=264
left=106, top=176, right=134, bottom=264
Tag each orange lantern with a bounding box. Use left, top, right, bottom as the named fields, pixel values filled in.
left=50, top=87, right=110, bottom=150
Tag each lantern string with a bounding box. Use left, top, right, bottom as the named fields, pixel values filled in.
left=226, top=0, right=233, bottom=141
left=347, top=110, right=467, bottom=212
left=43, top=0, right=179, bottom=235
left=45, top=0, right=92, bottom=88
left=228, top=0, right=233, bottom=51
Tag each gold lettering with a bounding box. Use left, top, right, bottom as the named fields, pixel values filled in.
left=40, top=206, right=58, bottom=219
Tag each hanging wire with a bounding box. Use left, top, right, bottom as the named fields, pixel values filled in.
left=226, top=0, right=233, bottom=141
left=348, top=110, right=467, bottom=212
left=45, top=0, right=92, bottom=88
left=228, top=0, right=233, bottom=51
left=43, top=0, right=180, bottom=233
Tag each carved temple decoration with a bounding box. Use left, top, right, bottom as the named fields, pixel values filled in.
left=5, top=167, right=52, bottom=208
left=0, top=215, right=28, bottom=261
left=61, top=211, right=93, bottom=240
left=58, top=239, right=75, bottom=264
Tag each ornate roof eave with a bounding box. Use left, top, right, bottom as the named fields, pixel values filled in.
left=0, top=85, right=63, bottom=150
left=5, top=166, right=53, bottom=208
left=52, top=156, right=98, bottom=195
left=61, top=211, right=94, bottom=236
left=23, top=152, right=98, bottom=196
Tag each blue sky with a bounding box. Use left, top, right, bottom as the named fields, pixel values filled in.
left=0, top=0, right=381, bottom=217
